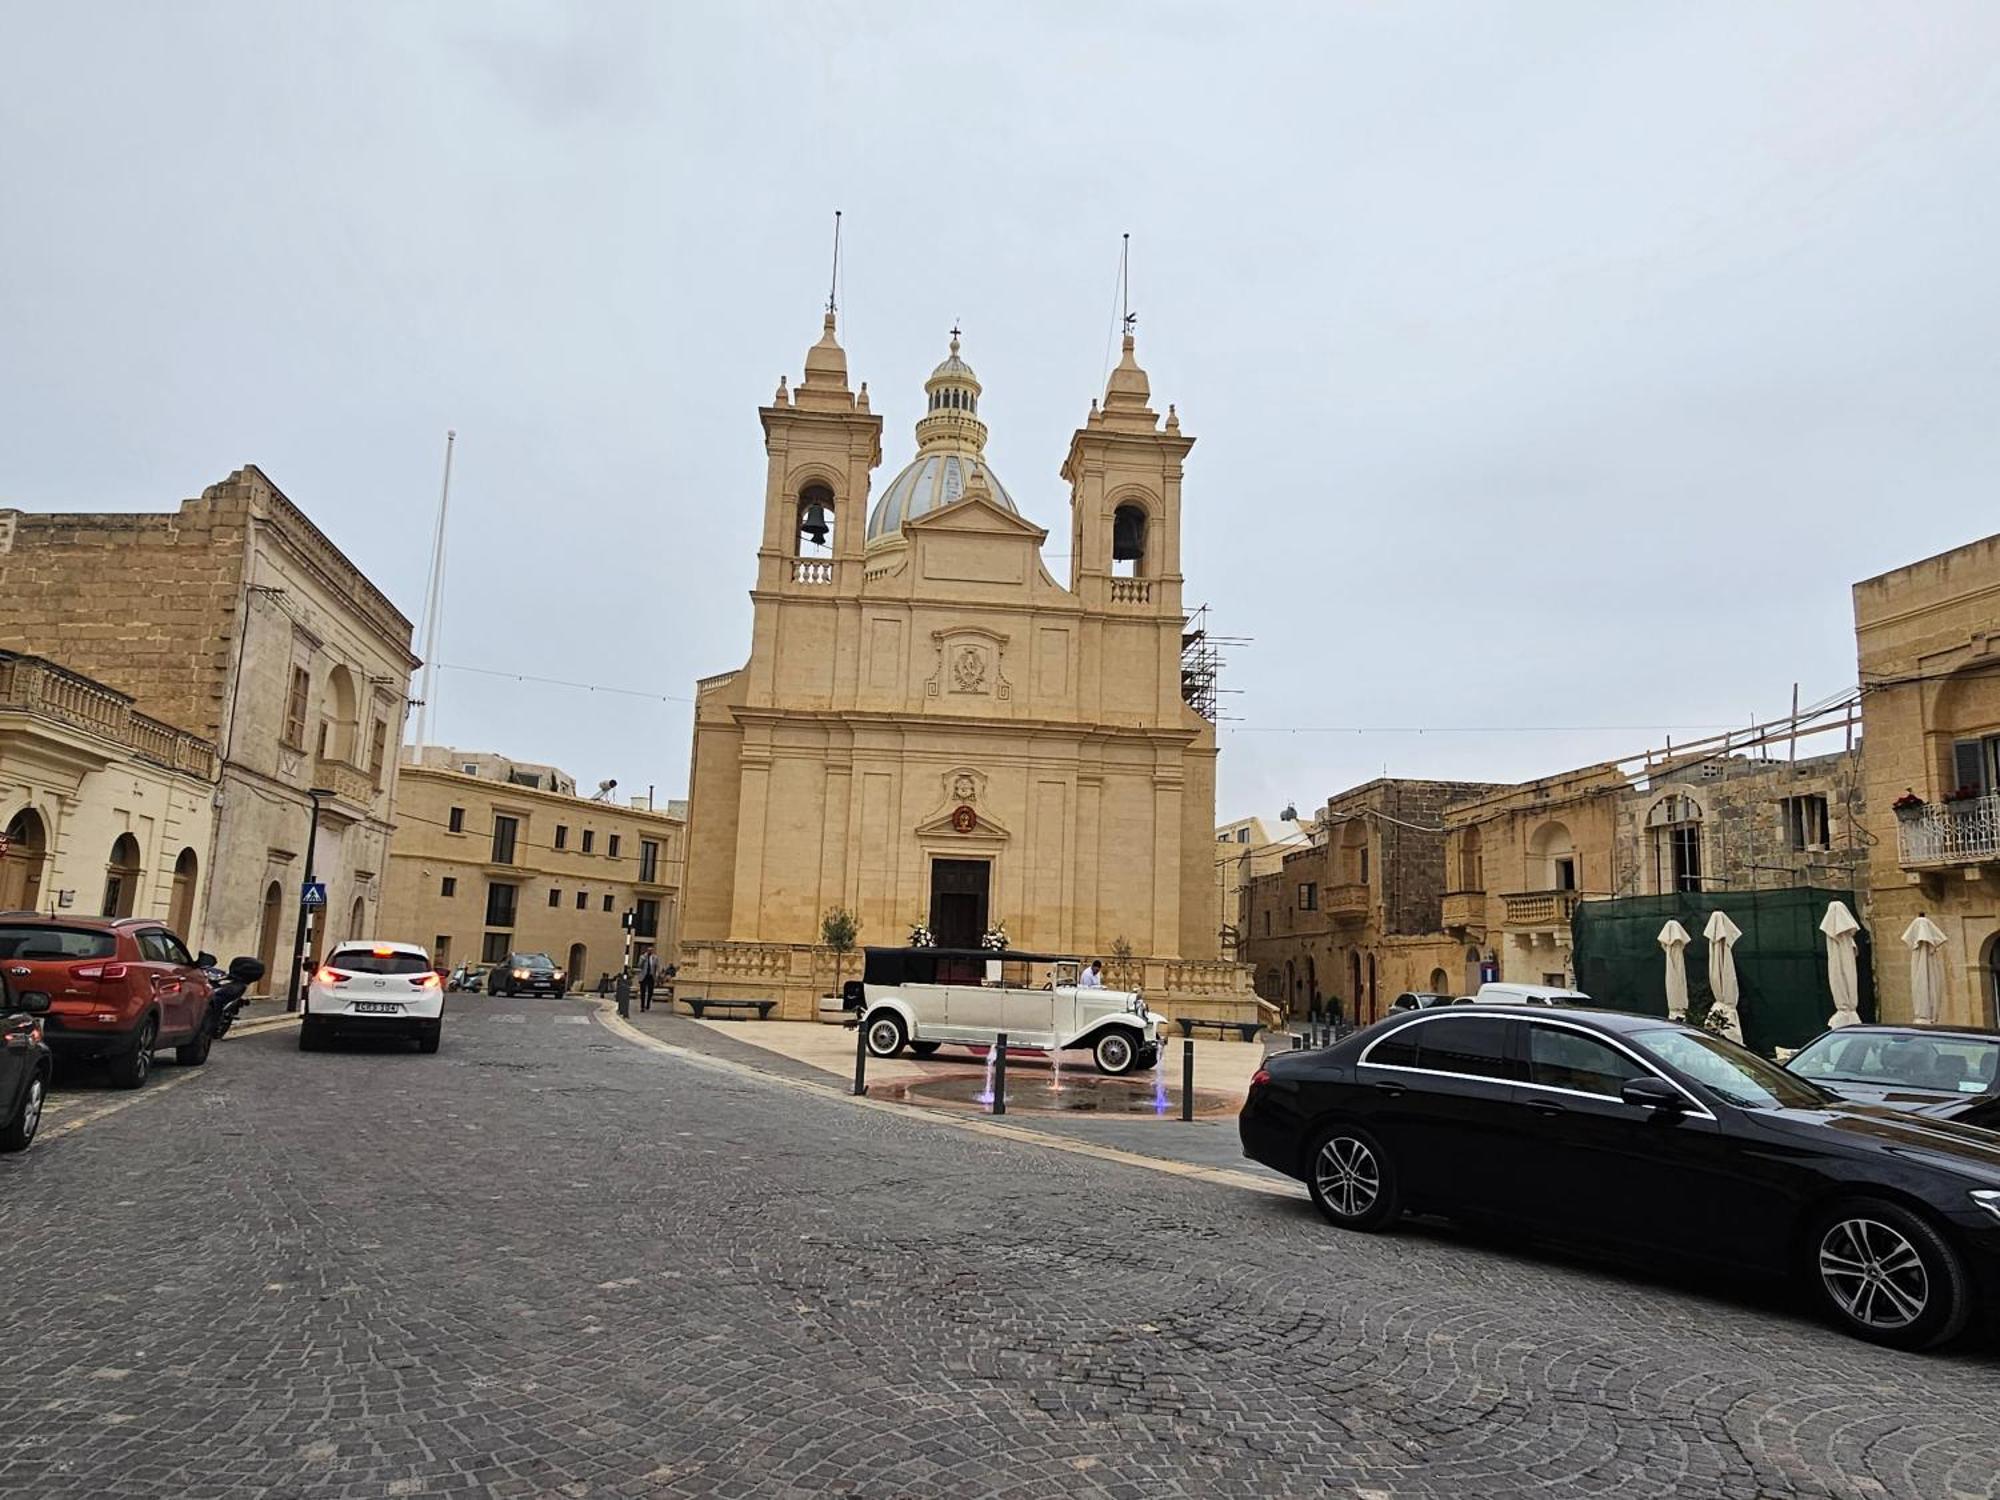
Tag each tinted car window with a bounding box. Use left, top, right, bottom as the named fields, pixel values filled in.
left=1365, top=1024, right=1423, bottom=1069
left=330, top=948, right=434, bottom=976
left=1416, top=1016, right=1519, bottom=1080
left=0, top=925, right=115, bottom=959
left=1527, top=1026, right=1648, bottom=1098
left=137, top=930, right=175, bottom=963
left=510, top=954, right=555, bottom=971
left=157, top=931, right=195, bottom=966
left=1632, top=1029, right=1831, bottom=1110
left=1790, top=1031, right=2000, bottom=1094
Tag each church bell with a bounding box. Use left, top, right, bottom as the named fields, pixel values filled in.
left=1111, top=507, right=1145, bottom=562
left=799, top=499, right=831, bottom=547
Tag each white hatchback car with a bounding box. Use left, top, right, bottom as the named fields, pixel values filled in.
left=300, top=941, right=445, bottom=1053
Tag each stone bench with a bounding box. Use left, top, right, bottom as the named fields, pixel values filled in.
left=683, top=998, right=776, bottom=1021
left=1174, top=1016, right=1262, bottom=1043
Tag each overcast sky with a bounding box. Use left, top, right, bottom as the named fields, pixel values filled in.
left=6, top=2, right=1998, bottom=823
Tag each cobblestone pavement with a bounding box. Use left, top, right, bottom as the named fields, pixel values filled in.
left=2, top=995, right=1997, bottom=1499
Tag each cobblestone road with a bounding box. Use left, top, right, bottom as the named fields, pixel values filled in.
left=2, top=995, right=1996, bottom=1499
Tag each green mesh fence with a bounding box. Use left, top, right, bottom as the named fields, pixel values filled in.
left=1571, top=887, right=1875, bottom=1056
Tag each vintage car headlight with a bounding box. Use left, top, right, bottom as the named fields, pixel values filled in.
left=1973, top=1190, right=2000, bottom=1225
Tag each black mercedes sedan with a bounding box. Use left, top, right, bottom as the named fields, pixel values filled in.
left=1241, top=1005, right=2000, bottom=1351
left=1784, top=1024, right=2000, bottom=1131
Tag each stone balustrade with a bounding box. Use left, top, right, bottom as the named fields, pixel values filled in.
left=1500, top=890, right=1585, bottom=929
left=1897, top=795, right=2000, bottom=868
left=1108, top=578, right=1152, bottom=604
left=1441, top=891, right=1485, bottom=931
left=0, top=651, right=217, bottom=778
left=791, top=559, right=834, bottom=585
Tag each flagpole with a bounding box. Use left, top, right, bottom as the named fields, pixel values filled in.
left=412, top=429, right=455, bottom=751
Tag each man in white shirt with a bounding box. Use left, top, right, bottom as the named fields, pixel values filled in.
left=1078, top=959, right=1105, bottom=989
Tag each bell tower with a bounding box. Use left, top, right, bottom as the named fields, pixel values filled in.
left=1061, top=330, right=1194, bottom=616
left=755, top=311, right=882, bottom=599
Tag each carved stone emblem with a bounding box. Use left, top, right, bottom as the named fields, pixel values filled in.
left=951, top=646, right=987, bottom=694
left=951, top=805, right=978, bottom=834
left=951, top=772, right=977, bottom=803
left=926, top=628, right=1012, bottom=701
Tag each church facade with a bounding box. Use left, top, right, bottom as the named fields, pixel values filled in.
left=676, top=310, right=1253, bottom=1020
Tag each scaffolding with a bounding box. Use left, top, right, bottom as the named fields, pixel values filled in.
left=1181, top=604, right=1247, bottom=722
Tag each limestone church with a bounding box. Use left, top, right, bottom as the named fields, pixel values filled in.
left=677, top=308, right=1250, bottom=1020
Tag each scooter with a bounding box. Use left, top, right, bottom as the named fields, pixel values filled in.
left=205, top=956, right=267, bottom=1039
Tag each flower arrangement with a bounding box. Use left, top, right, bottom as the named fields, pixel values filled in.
left=907, top=916, right=936, bottom=948
left=979, top=922, right=1009, bottom=951
left=1942, top=785, right=1983, bottom=805
left=1892, top=790, right=1927, bottom=817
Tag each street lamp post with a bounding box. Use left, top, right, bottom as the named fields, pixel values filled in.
left=285, top=787, right=336, bottom=1013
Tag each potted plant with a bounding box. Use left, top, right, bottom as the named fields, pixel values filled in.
left=1942, top=784, right=1982, bottom=805
left=979, top=922, right=1009, bottom=952
left=907, top=915, right=936, bottom=949
left=1892, top=790, right=1927, bottom=823
left=820, top=906, right=859, bottom=996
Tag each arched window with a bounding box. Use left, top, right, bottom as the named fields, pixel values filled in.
left=1647, top=794, right=1704, bottom=893
left=168, top=847, right=199, bottom=936
left=1455, top=825, right=1483, bottom=892
left=1111, top=502, right=1147, bottom=578
left=1528, top=820, right=1576, bottom=892
left=322, top=666, right=359, bottom=763
left=102, top=833, right=142, bottom=918
left=796, top=483, right=834, bottom=555
left=0, top=808, right=49, bottom=912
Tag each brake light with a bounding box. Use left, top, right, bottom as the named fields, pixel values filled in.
left=314, top=966, right=348, bottom=986
left=73, top=962, right=130, bottom=981
left=371, top=946, right=395, bottom=957
left=412, top=972, right=441, bottom=989
left=1250, top=1068, right=1272, bottom=1091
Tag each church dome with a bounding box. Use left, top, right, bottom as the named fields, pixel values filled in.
left=866, top=333, right=1019, bottom=545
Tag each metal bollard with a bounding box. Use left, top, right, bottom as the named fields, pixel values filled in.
left=1181, top=1035, right=1195, bottom=1121
left=615, top=973, right=631, bottom=1019
left=852, top=1021, right=868, bottom=1097
left=993, top=1032, right=1008, bottom=1116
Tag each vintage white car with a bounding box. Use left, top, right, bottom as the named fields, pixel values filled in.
left=853, top=946, right=1163, bottom=1075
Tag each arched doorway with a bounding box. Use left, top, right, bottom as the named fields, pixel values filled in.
left=257, top=881, right=284, bottom=989
left=1982, top=933, right=2000, bottom=1030
left=1366, top=953, right=1378, bottom=1022
left=567, top=943, right=587, bottom=994
left=1529, top=820, right=1577, bottom=891
left=102, top=833, right=141, bottom=917
left=321, top=665, right=358, bottom=762
left=348, top=895, right=367, bottom=944
left=1349, top=951, right=1362, bottom=1014
left=1429, top=967, right=1449, bottom=995
left=1464, top=945, right=1483, bottom=994
left=1306, top=956, right=1319, bottom=1012
left=167, top=847, right=199, bottom=936
left=0, top=808, right=49, bottom=912
left=1284, top=959, right=1296, bottom=1016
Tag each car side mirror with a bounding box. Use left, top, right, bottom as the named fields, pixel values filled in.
left=196, top=951, right=217, bottom=970
left=1620, top=1076, right=1685, bottom=1113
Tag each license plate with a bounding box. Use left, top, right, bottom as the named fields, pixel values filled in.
left=354, top=1001, right=402, bottom=1015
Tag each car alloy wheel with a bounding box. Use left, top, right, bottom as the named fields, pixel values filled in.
left=1817, top=1216, right=1929, bottom=1331
left=1, top=1074, right=44, bottom=1152
left=1314, top=1134, right=1381, bottom=1221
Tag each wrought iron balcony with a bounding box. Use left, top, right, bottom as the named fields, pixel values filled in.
left=1897, top=794, right=2000, bottom=869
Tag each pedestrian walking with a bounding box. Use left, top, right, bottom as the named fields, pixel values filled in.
left=638, top=948, right=659, bottom=1012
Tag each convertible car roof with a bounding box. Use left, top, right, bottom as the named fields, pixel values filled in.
left=861, top=946, right=1068, bottom=965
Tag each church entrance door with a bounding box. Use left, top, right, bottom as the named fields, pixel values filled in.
left=928, top=858, right=990, bottom=950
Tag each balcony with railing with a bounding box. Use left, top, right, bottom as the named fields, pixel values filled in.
left=1897, top=794, right=2000, bottom=869
left=1501, top=889, right=1586, bottom=930
left=1323, top=882, right=1370, bottom=920
left=1441, top=891, right=1485, bottom=931
left=0, top=650, right=216, bottom=778
left=313, top=756, right=377, bottom=809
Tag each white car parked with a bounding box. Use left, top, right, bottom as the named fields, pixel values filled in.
left=855, top=946, right=1163, bottom=1075
left=300, top=941, right=446, bottom=1053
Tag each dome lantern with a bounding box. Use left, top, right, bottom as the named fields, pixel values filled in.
left=866, top=328, right=1020, bottom=546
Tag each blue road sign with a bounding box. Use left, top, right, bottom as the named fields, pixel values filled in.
left=301, top=880, right=327, bottom=910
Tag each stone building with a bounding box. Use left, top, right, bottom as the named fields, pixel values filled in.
left=0, top=468, right=415, bottom=979
left=678, top=312, right=1245, bottom=1019
left=1, top=651, right=216, bottom=934
left=1854, top=532, right=2000, bottom=1026
left=1241, top=778, right=1492, bottom=1024
left=1213, top=814, right=1312, bottom=955
left=381, top=748, right=685, bottom=983
left=1442, top=745, right=1866, bottom=989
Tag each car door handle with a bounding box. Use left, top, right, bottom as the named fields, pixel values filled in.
left=1373, top=1081, right=1407, bottom=1098
left=1530, top=1100, right=1565, bottom=1117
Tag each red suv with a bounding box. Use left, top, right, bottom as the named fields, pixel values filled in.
left=0, top=915, right=215, bottom=1088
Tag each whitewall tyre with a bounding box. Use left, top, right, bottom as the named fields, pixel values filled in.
left=864, top=1012, right=907, bottom=1059
left=1092, top=1030, right=1138, bottom=1075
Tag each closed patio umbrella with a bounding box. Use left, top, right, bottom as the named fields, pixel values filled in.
left=1703, top=910, right=1744, bottom=1044
left=1902, top=915, right=1948, bottom=1026
left=1657, top=919, right=1692, bottom=1021
left=1819, top=901, right=1862, bottom=1030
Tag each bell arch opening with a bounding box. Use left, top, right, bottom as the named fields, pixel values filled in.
left=1111, top=501, right=1147, bottom=578
left=796, top=483, right=835, bottom=555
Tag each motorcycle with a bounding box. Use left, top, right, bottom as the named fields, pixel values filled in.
left=205, top=956, right=267, bottom=1039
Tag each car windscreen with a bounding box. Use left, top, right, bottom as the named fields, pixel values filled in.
left=512, top=954, right=555, bottom=971
left=328, top=948, right=433, bottom=976
left=0, top=924, right=116, bottom=960
left=1630, top=1028, right=1832, bottom=1110
left=1789, top=1031, right=2000, bottom=1096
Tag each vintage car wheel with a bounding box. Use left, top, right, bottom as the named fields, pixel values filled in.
left=909, top=1040, right=941, bottom=1058
left=1092, top=1029, right=1139, bottom=1075
left=864, top=1011, right=907, bottom=1059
